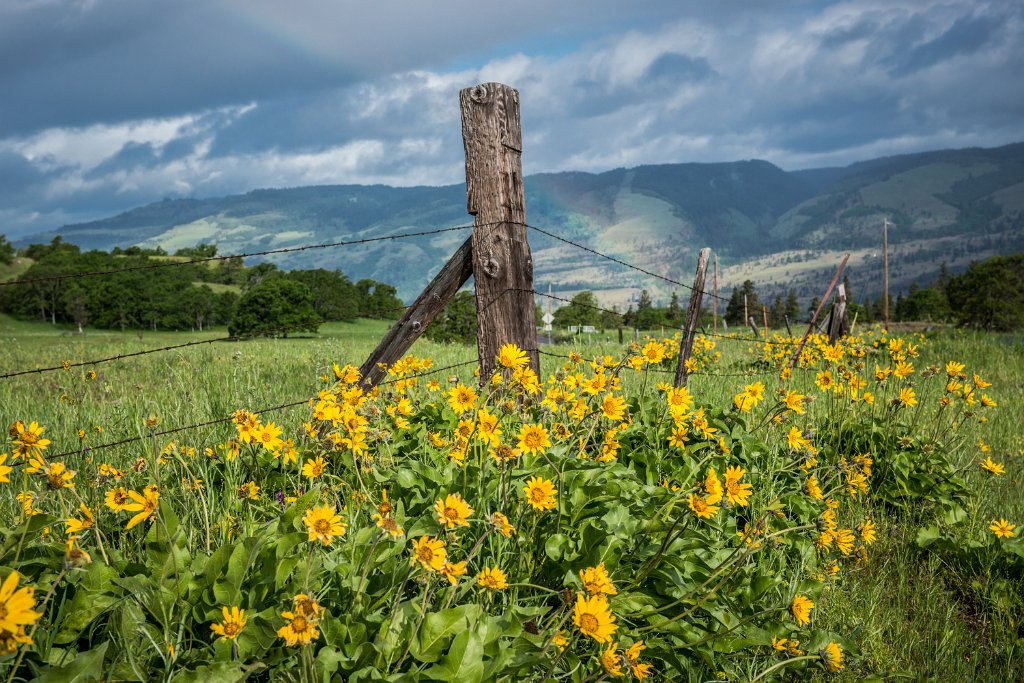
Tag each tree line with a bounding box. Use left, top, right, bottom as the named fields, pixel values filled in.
left=0, top=236, right=404, bottom=336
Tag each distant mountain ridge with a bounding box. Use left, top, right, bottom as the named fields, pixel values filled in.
left=21, top=142, right=1024, bottom=307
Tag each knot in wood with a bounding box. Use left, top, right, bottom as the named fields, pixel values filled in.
left=411, top=321, right=422, bottom=332
left=482, top=257, right=500, bottom=278
left=470, top=84, right=489, bottom=104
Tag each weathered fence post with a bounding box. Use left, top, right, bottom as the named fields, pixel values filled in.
left=748, top=316, right=760, bottom=339
left=461, top=83, right=539, bottom=383
left=787, top=253, right=850, bottom=370
left=827, top=282, right=850, bottom=343
left=674, top=248, right=710, bottom=387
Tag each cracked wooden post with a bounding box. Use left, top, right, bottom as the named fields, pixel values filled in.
left=827, top=282, right=850, bottom=343
left=674, top=248, right=710, bottom=387
left=788, top=253, right=850, bottom=370
left=461, top=82, right=539, bottom=383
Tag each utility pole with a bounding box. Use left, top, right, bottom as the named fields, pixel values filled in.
left=713, top=255, right=718, bottom=333
left=883, top=217, right=889, bottom=332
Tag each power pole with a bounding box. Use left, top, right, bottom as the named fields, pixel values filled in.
left=883, top=217, right=889, bottom=332
left=713, top=255, right=718, bottom=333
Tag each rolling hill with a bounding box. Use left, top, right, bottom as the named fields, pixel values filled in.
left=17, top=142, right=1024, bottom=309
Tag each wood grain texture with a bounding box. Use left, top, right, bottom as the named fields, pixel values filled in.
left=460, top=83, right=539, bottom=382
left=788, top=253, right=850, bottom=370
left=675, top=248, right=710, bottom=387
left=827, top=282, right=850, bottom=343
left=358, top=236, right=474, bottom=388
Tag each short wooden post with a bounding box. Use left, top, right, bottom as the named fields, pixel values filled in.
left=784, top=314, right=793, bottom=337
left=460, top=83, right=539, bottom=382
left=762, top=304, right=769, bottom=338
left=748, top=316, right=760, bottom=339
left=827, top=282, right=849, bottom=343
left=674, top=248, right=710, bottom=387
left=788, top=254, right=850, bottom=370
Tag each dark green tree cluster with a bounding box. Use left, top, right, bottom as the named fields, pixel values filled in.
left=0, top=237, right=406, bottom=334
left=0, top=235, right=14, bottom=265
left=945, top=254, right=1024, bottom=331
left=425, top=291, right=477, bottom=344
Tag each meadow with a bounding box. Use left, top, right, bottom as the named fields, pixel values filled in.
left=0, top=314, right=1021, bottom=681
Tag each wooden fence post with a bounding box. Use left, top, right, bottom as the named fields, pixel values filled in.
left=460, top=83, right=539, bottom=383
left=827, top=282, right=849, bottom=343
left=748, top=316, right=760, bottom=339
left=787, top=254, right=850, bottom=370
left=674, top=248, right=710, bottom=387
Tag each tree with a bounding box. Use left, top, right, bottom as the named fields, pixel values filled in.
left=768, top=295, right=786, bottom=328
left=286, top=269, right=359, bottom=322
left=725, top=280, right=759, bottom=326
left=785, top=289, right=801, bottom=325
left=0, top=235, right=13, bottom=265
left=635, top=290, right=662, bottom=330
left=425, top=291, right=477, bottom=344
left=947, top=254, right=1024, bottom=331
left=666, top=292, right=682, bottom=327
left=228, top=279, right=320, bottom=337
left=553, top=291, right=600, bottom=330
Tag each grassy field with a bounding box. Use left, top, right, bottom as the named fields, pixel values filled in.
left=0, top=316, right=1021, bottom=680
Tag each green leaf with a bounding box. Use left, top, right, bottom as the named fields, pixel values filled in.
left=425, top=629, right=485, bottom=683
left=170, top=661, right=266, bottom=683
left=413, top=605, right=482, bottom=664
left=34, top=642, right=109, bottom=682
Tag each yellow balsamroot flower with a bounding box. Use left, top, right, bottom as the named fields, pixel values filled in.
left=65, top=503, right=94, bottom=534
left=733, top=381, right=765, bottom=412
left=787, top=426, right=810, bottom=452
left=945, top=360, right=965, bottom=377
left=572, top=592, right=617, bottom=643
left=410, top=536, right=447, bottom=571
left=989, top=518, right=1016, bottom=539
left=123, top=487, right=160, bottom=529
left=724, top=465, right=752, bottom=507
left=523, top=476, right=558, bottom=512
left=475, top=409, right=502, bottom=446
left=12, top=421, right=51, bottom=459
left=784, top=390, right=806, bottom=414
left=815, top=370, right=834, bottom=392
left=448, top=384, right=478, bottom=413
left=980, top=457, right=1005, bottom=475
left=441, top=560, right=467, bottom=586
left=0, top=453, right=11, bottom=483
left=301, top=456, right=328, bottom=480
left=277, top=609, right=320, bottom=647
left=254, top=422, right=284, bottom=452
left=477, top=566, right=508, bottom=591
left=497, top=343, right=530, bottom=370
left=600, top=393, right=627, bottom=422
left=600, top=643, right=625, bottom=677
left=834, top=528, right=855, bottom=556
left=43, top=462, right=75, bottom=490
left=517, top=424, right=551, bottom=456
left=791, top=594, right=814, bottom=626
left=806, top=475, right=823, bottom=501
left=64, top=535, right=92, bottom=569
left=551, top=630, right=569, bottom=652
left=894, top=360, right=914, bottom=379
left=489, top=512, right=515, bottom=537
left=704, top=467, right=723, bottom=505
left=210, top=606, right=247, bottom=641
left=238, top=481, right=260, bottom=500
left=641, top=341, right=666, bottom=364
left=665, top=386, right=694, bottom=416
left=820, top=641, right=844, bottom=672
left=667, top=424, right=689, bottom=450
left=625, top=640, right=652, bottom=679
left=688, top=493, right=719, bottom=520
left=434, top=493, right=474, bottom=529
left=303, top=505, right=346, bottom=545
left=897, top=386, right=917, bottom=407
left=860, top=518, right=877, bottom=545
left=373, top=513, right=404, bottom=539
left=105, top=487, right=130, bottom=512
left=0, top=571, right=43, bottom=638
left=980, top=394, right=997, bottom=407
left=579, top=563, right=617, bottom=596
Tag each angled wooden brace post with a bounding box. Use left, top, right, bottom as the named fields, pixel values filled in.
left=359, top=82, right=539, bottom=389
left=674, top=248, right=711, bottom=387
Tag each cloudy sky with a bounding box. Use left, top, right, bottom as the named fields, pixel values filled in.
left=2, top=0, right=1022, bottom=238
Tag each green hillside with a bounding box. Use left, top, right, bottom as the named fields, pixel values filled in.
left=17, top=142, right=1024, bottom=306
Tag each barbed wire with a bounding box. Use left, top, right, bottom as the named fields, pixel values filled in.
left=0, top=223, right=478, bottom=288
left=0, top=300, right=417, bottom=380
left=28, top=360, right=480, bottom=463
left=524, top=223, right=730, bottom=304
